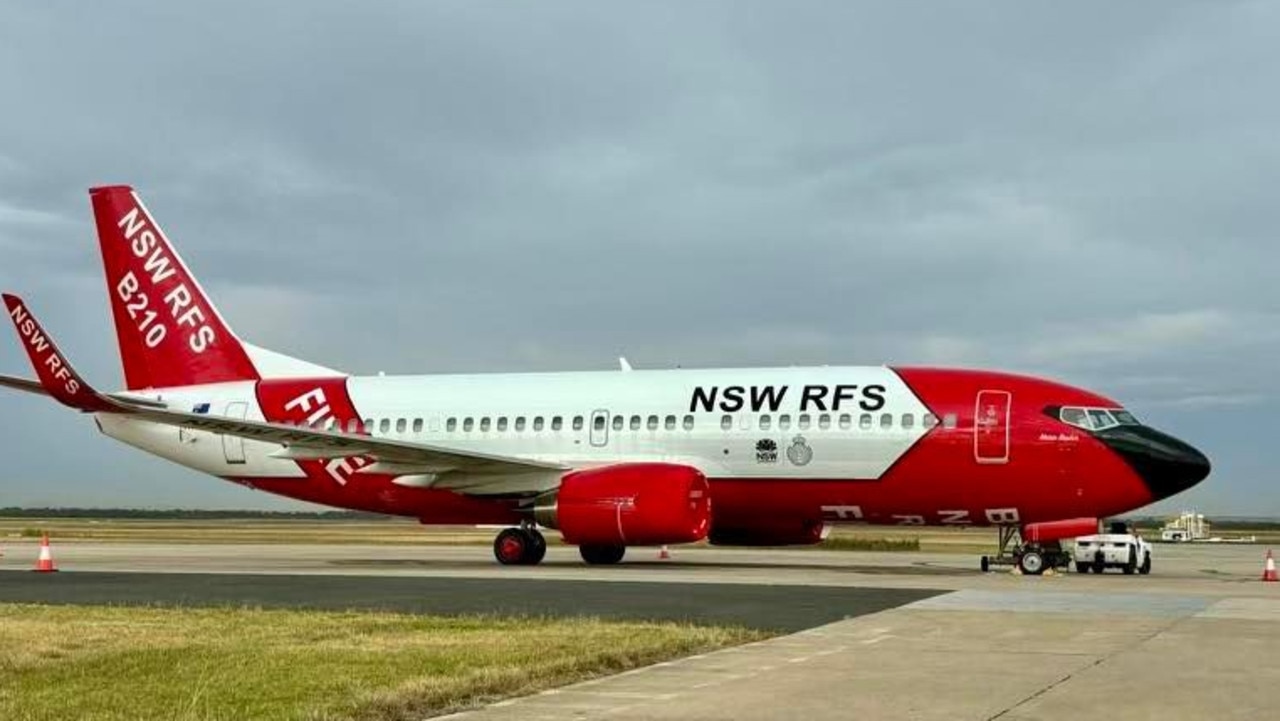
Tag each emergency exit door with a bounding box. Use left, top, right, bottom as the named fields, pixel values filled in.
left=222, top=401, right=248, bottom=464
left=974, top=390, right=1011, bottom=464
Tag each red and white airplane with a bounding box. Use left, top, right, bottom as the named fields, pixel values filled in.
left=1, top=186, right=1210, bottom=573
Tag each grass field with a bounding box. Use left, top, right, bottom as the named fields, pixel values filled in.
left=0, top=604, right=763, bottom=721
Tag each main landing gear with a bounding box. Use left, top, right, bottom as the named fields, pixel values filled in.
left=493, top=525, right=547, bottom=566
left=979, top=526, right=1070, bottom=576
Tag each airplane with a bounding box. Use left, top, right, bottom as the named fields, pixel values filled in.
left=0, top=185, right=1211, bottom=573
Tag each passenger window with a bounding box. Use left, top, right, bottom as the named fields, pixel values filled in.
left=552, top=416, right=563, bottom=431
left=515, top=417, right=526, bottom=432
left=573, top=416, right=585, bottom=431
left=665, top=415, right=677, bottom=431
left=413, top=418, right=423, bottom=433
left=463, top=417, right=474, bottom=432
left=363, top=418, right=374, bottom=432
left=759, top=414, right=772, bottom=431
left=901, top=414, right=914, bottom=430
left=534, top=416, right=545, bottom=431
left=497, top=417, right=508, bottom=432
left=380, top=418, right=391, bottom=434
left=630, top=415, right=642, bottom=431
left=347, top=418, right=361, bottom=434
left=880, top=413, right=893, bottom=429
left=943, top=413, right=958, bottom=429
left=480, top=417, right=491, bottom=432
left=923, top=413, right=939, bottom=429
left=859, top=413, right=873, bottom=430
left=647, top=415, right=659, bottom=431
left=720, top=414, right=733, bottom=431
left=612, top=415, right=624, bottom=431
left=798, top=414, right=811, bottom=430
left=594, top=415, right=606, bottom=432
left=446, top=417, right=457, bottom=432
left=818, top=414, right=831, bottom=430
left=839, top=413, right=852, bottom=430
left=779, top=414, right=792, bottom=431
left=683, top=415, right=695, bottom=431
left=396, top=418, right=407, bottom=433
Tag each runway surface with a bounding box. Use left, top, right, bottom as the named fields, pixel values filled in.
left=0, top=571, right=938, bottom=632
left=3, top=539, right=1278, bottom=720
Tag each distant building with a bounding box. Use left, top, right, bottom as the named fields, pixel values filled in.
left=1161, top=511, right=1210, bottom=542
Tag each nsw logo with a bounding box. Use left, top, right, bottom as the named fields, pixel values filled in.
left=755, top=438, right=778, bottom=464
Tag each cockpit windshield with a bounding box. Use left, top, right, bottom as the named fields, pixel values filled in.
left=1054, top=406, right=1140, bottom=431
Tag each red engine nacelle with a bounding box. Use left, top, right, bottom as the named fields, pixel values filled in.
left=1022, top=517, right=1100, bottom=544
left=536, top=463, right=711, bottom=546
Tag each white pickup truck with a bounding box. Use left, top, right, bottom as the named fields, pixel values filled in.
left=1073, top=532, right=1152, bottom=574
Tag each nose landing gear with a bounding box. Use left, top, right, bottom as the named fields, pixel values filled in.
left=493, top=525, right=547, bottom=566
left=979, top=526, right=1071, bottom=576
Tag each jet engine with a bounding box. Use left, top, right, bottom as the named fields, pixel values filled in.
left=534, top=463, right=711, bottom=546
left=1022, top=517, right=1100, bottom=544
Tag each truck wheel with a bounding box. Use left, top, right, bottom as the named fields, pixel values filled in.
left=1092, top=552, right=1106, bottom=574
left=1075, top=561, right=1090, bottom=573
left=1123, top=547, right=1138, bottom=575
left=1139, top=552, right=1151, bottom=575
left=1018, top=550, right=1046, bottom=576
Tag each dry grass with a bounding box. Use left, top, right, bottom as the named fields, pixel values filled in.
left=0, top=604, right=764, bottom=721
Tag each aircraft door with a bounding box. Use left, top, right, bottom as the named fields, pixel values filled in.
left=222, top=401, right=248, bottom=464
left=589, top=409, right=609, bottom=447
left=974, top=390, right=1011, bottom=464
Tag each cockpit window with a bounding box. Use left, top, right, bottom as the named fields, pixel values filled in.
left=1053, top=406, right=1139, bottom=432
left=1112, top=410, right=1140, bottom=425
left=1060, top=407, right=1088, bottom=428
left=1087, top=409, right=1116, bottom=430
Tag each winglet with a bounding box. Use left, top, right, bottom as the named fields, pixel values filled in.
left=3, top=294, right=116, bottom=412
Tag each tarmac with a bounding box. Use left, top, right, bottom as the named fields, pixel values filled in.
left=2, top=539, right=1278, bottom=720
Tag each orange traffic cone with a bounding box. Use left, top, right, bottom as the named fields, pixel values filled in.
left=33, top=535, right=57, bottom=573
left=658, top=545, right=671, bottom=560
left=1264, top=550, right=1278, bottom=583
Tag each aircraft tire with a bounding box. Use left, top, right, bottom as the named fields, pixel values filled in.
left=579, top=544, right=626, bottom=565
left=525, top=529, right=547, bottom=565
left=980, top=556, right=990, bottom=573
left=1018, top=550, right=1046, bottom=576
left=494, top=528, right=529, bottom=566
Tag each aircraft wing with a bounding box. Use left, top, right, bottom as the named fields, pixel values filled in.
left=0, top=373, right=49, bottom=398
left=2, top=293, right=568, bottom=483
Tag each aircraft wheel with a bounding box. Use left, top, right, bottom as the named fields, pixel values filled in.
left=579, top=544, right=626, bottom=565
left=980, top=556, right=990, bottom=573
left=1139, top=553, right=1152, bottom=575
left=525, top=529, right=547, bottom=565
left=1018, top=550, right=1046, bottom=576
left=494, top=528, right=528, bottom=566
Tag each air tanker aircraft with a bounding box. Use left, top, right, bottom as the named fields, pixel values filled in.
left=1, top=186, right=1211, bottom=573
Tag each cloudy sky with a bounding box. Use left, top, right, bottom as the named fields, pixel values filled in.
left=1, top=2, right=1276, bottom=515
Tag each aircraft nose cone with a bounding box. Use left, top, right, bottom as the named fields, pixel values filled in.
left=1097, top=427, right=1211, bottom=500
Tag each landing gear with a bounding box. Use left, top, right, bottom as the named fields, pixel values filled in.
left=980, top=526, right=1071, bottom=576
left=493, top=526, right=547, bottom=566
left=579, top=544, right=626, bottom=565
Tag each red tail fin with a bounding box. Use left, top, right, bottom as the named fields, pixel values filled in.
left=90, top=186, right=260, bottom=390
